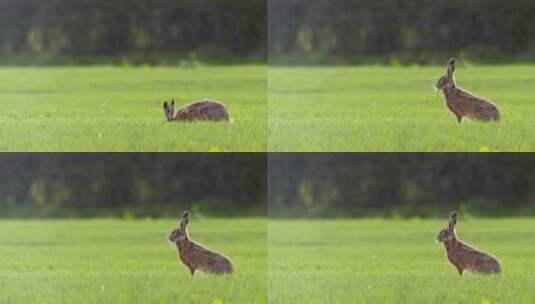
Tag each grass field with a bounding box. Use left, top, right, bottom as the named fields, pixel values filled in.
left=269, top=65, right=535, bottom=151
left=268, top=218, right=535, bottom=303
left=0, top=65, right=266, bottom=152
left=0, top=218, right=266, bottom=304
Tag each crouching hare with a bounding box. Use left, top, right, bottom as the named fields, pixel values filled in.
left=168, top=211, right=234, bottom=275
left=163, top=99, right=230, bottom=122
left=436, top=58, right=501, bottom=123
left=436, top=211, right=501, bottom=275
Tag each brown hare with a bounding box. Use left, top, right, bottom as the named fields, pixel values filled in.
left=436, top=211, right=501, bottom=275
left=163, top=99, right=230, bottom=122
left=436, top=58, right=501, bottom=123
left=168, top=211, right=234, bottom=276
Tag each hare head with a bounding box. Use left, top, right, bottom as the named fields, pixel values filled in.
left=163, top=100, right=176, bottom=121
left=436, top=58, right=456, bottom=90
left=168, top=211, right=190, bottom=242
left=436, top=211, right=459, bottom=242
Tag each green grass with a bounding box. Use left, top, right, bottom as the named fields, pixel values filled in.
left=0, top=65, right=266, bottom=152
left=269, top=65, right=535, bottom=151
left=4, top=217, right=533, bottom=303
left=0, top=218, right=266, bottom=303
left=269, top=218, right=535, bottom=303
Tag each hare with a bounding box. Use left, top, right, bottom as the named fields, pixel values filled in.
left=436, top=211, right=501, bottom=275
left=168, top=211, right=234, bottom=276
left=163, top=99, right=230, bottom=122
left=436, top=58, right=501, bottom=123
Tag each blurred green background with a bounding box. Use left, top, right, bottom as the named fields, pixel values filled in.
left=0, top=0, right=266, bottom=65
left=0, top=154, right=266, bottom=218
left=269, top=154, right=535, bottom=217
left=269, top=0, right=535, bottom=65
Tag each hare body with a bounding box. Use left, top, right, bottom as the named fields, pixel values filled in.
left=436, top=211, right=501, bottom=275
left=176, top=238, right=234, bottom=275
left=442, top=87, right=501, bottom=122
left=163, top=99, right=230, bottom=122
left=169, top=211, right=233, bottom=275
left=443, top=238, right=501, bottom=275
left=437, top=58, right=500, bottom=123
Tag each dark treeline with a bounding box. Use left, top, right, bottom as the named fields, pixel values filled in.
left=0, top=0, right=266, bottom=64
left=269, top=0, right=535, bottom=64
left=0, top=154, right=266, bottom=218
left=269, top=154, right=535, bottom=218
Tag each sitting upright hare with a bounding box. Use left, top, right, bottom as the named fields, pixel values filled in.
left=168, top=211, right=234, bottom=275
left=163, top=99, right=230, bottom=122
left=436, top=58, right=501, bottom=123
left=436, top=211, right=502, bottom=275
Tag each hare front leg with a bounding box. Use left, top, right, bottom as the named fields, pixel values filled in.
left=456, top=114, right=463, bottom=124
left=455, top=265, right=464, bottom=276
left=446, top=103, right=463, bottom=124
left=189, top=266, right=196, bottom=276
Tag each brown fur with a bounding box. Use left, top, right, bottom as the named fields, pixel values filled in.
left=168, top=211, right=233, bottom=275
left=436, top=58, right=501, bottom=123
left=436, top=211, right=502, bottom=275
left=163, top=99, right=230, bottom=122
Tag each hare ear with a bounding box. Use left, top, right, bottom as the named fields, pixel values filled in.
left=448, top=211, right=459, bottom=231
left=171, top=99, right=175, bottom=106
left=180, top=211, right=189, bottom=230
left=164, top=101, right=169, bottom=110
left=447, top=58, right=456, bottom=76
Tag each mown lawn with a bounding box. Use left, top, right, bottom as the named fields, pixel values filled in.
left=0, top=218, right=266, bottom=303
left=268, top=218, right=535, bottom=303
left=269, top=65, right=535, bottom=151
left=0, top=65, right=266, bottom=152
